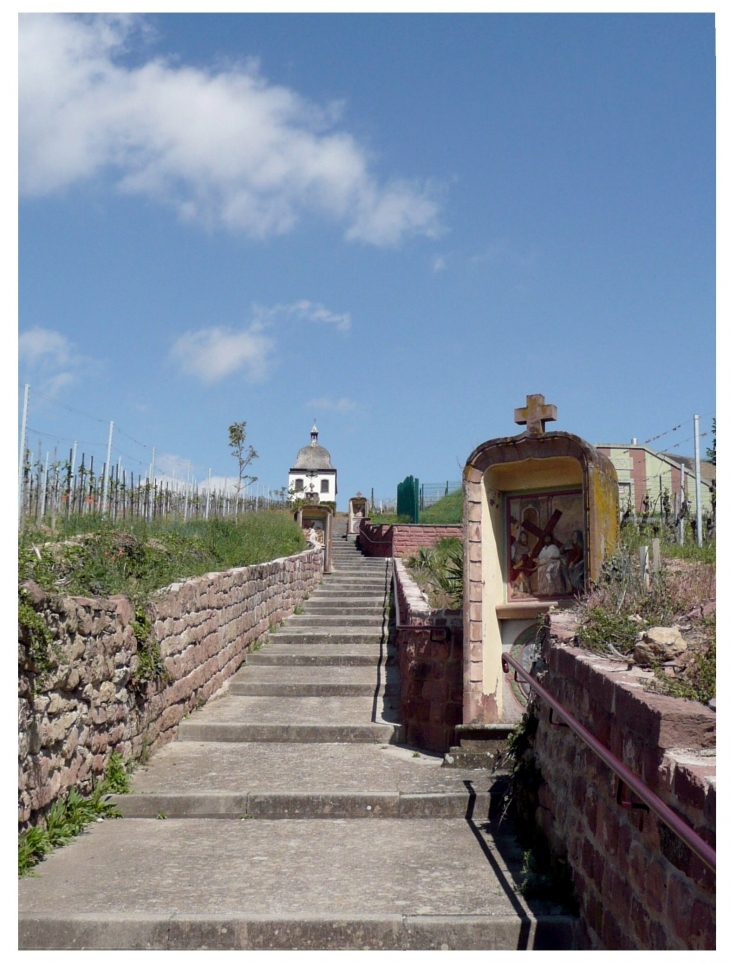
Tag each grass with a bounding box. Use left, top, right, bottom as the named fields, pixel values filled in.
left=367, top=513, right=412, bottom=525
left=19, top=511, right=308, bottom=602
left=367, top=489, right=464, bottom=526
left=19, top=751, right=130, bottom=877
left=419, top=489, right=463, bottom=524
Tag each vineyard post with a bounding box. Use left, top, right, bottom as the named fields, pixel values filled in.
left=694, top=415, right=703, bottom=547
left=679, top=464, right=685, bottom=546
left=40, top=451, right=49, bottom=523
left=18, top=383, right=29, bottom=530
left=102, top=421, right=114, bottom=514
left=184, top=461, right=191, bottom=521
left=206, top=469, right=211, bottom=519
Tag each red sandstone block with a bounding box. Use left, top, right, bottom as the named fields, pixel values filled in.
left=584, top=889, right=603, bottom=938
left=600, top=909, right=625, bottom=950
left=648, top=919, right=673, bottom=951
left=429, top=703, right=445, bottom=725
left=627, top=839, right=648, bottom=890
left=443, top=662, right=462, bottom=685
left=629, top=895, right=652, bottom=948
left=602, top=803, right=621, bottom=859
left=688, top=898, right=716, bottom=950
left=547, top=645, right=573, bottom=681
left=587, top=667, right=616, bottom=712
left=607, top=863, right=633, bottom=920
left=645, top=856, right=667, bottom=915
left=667, top=871, right=695, bottom=942
left=640, top=745, right=665, bottom=791
left=673, top=762, right=714, bottom=812
left=613, top=683, right=715, bottom=751
left=617, top=821, right=633, bottom=875
left=443, top=703, right=462, bottom=727
left=422, top=679, right=448, bottom=703
left=425, top=641, right=448, bottom=662
left=570, top=775, right=587, bottom=809
left=581, top=791, right=597, bottom=839
left=581, top=838, right=596, bottom=880
left=415, top=702, right=431, bottom=722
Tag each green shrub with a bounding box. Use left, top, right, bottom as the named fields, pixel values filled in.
left=18, top=752, right=130, bottom=877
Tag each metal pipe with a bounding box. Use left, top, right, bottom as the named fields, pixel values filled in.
left=501, top=651, right=715, bottom=873
left=392, top=554, right=402, bottom=630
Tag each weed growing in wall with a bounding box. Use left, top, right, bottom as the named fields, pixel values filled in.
left=500, top=705, right=579, bottom=915
left=18, top=752, right=130, bottom=877
left=130, top=605, right=168, bottom=688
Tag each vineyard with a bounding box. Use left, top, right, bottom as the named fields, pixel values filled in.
left=19, top=450, right=285, bottom=530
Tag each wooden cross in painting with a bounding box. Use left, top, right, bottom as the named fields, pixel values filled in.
left=523, top=510, right=564, bottom=557
left=514, top=394, right=557, bottom=436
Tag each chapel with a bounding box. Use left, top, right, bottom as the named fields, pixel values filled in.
left=288, top=424, right=337, bottom=502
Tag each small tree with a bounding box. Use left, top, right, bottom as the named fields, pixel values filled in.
left=706, top=418, right=716, bottom=466
left=228, top=422, right=259, bottom=509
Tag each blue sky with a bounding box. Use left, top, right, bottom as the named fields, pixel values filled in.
left=17, top=12, right=716, bottom=505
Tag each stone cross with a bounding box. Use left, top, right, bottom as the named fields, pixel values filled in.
left=514, top=394, right=557, bottom=435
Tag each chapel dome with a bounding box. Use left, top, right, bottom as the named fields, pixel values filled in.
left=293, top=444, right=333, bottom=470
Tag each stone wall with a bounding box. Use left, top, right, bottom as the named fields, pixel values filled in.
left=358, top=521, right=462, bottom=558
left=533, top=613, right=715, bottom=950
left=393, top=559, right=463, bottom=752
left=18, top=547, right=323, bottom=830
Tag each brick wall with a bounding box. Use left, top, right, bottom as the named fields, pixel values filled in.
left=533, top=612, right=715, bottom=950
left=393, top=559, right=463, bottom=752
left=18, top=547, right=323, bottom=830
left=358, top=521, right=462, bottom=558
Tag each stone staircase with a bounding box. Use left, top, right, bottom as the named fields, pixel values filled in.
left=18, top=518, right=576, bottom=950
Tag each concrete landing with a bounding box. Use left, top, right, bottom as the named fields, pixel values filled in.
left=19, top=818, right=575, bottom=950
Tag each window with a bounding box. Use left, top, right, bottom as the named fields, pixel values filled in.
left=294, top=478, right=304, bottom=491
left=321, top=479, right=329, bottom=494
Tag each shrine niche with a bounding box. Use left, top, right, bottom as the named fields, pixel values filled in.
left=348, top=494, right=368, bottom=538
left=295, top=504, right=334, bottom=573
left=462, top=394, right=619, bottom=725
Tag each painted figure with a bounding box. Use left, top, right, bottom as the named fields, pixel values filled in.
left=561, top=530, right=584, bottom=593
left=536, top=534, right=566, bottom=595
left=510, top=530, right=536, bottom=595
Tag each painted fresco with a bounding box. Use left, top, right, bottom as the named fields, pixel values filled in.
left=507, top=488, right=585, bottom=600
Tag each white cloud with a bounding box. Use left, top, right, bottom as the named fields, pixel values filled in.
left=20, top=13, right=441, bottom=246
left=307, top=397, right=357, bottom=413
left=19, top=327, right=86, bottom=395
left=168, top=298, right=349, bottom=384
left=19, top=328, right=73, bottom=367
left=255, top=300, right=351, bottom=332
left=432, top=254, right=448, bottom=274
left=169, top=322, right=274, bottom=384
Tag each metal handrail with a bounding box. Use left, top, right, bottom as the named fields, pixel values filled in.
left=502, top=651, right=716, bottom=873
left=356, top=521, right=393, bottom=548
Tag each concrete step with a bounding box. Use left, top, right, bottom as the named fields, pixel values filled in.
left=331, top=561, right=389, bottom=569
left=283, top=615, right=385, bottom=627
left=305, top=583, right=388, bottom=604
left=19, top=818, right=577, bottom=950
left=112, top=742, right=504, bottom=819
left=113, top=790, right=497, bottom=819
left=270, top=630, right=386, bottom=645
left=303, top=600, right=385, bottom=612
left=177, top=696, right=401, bottom=744
left=246, top=644, right=388, bottom=666
left=229, top=664, right=399, bottom=697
